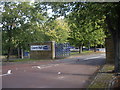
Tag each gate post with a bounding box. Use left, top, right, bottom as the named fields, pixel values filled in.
left=51, top=41, right=55, bottom=59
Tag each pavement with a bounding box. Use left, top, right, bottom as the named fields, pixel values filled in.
left=2, top=53, right=105, bottom=88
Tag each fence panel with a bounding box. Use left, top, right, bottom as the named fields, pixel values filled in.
left=55, top=43, right=70, bottom=58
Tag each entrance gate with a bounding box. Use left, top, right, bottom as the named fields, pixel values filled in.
left=55, top=43, right=70, bottom=58
left=30, top=42, right=70, bottom=59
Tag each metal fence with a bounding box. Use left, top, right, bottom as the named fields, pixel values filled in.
left=55, top=43, right=70, bottom=58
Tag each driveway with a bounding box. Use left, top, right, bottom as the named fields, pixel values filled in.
left=2, top=53, right=105, bottom=88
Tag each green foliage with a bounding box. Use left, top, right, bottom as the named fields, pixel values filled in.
left=2, top=2, right=46, bottom=56
left=2, top=2, right=120, bottom=60
left=1, top=2, right=70, bottom=57
left=44, top=19, right=70, bottom=43
left=67, top=13, right=106, bottom=47
left=44, top=2, right=119, bottom=47
left=2, top=2, right=44, bottom=47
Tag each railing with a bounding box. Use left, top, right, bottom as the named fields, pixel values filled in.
left=55, top=43, right=70, bottom=58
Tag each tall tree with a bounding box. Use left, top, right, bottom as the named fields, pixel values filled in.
left=67, top=12, right=106, bottom=53
left=2, top=2, right=45, bottom=60
left=43, top=2, right=120, bottom=72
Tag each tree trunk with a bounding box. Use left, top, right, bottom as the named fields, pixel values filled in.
left=94, top=46, right=97, bottom=52
left=88, top=44, right=90, bottom=51
left=79, top=44, right=82, bottom=53
left=17, top=47, right=20, bottom=58
left=20, top=48, right=24, bottom=59
left=6, top=26, right=12, bottom=61
left=114, top=31, right=120, bottom=73
left=105, top=4, right=120, bottom=73
left=112, top=6, right=120, bottom=73
left=100, top=45, right=102, bottom=48
left=6, top=46, right=11, bottom=61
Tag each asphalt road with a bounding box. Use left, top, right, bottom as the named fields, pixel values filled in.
left=2, top=53, right=105, bottom=88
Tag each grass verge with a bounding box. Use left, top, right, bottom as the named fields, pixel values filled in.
left=88, top=64, right=114, bottom=89
left=70, top=50, right=93, bottom=55
left=70, top=50, right=104, bottom=56
left=3, top=58, right=50, bottom=62
left=3, top=50, right=104, bottom=63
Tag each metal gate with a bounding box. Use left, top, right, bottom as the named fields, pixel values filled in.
left=55, top=43, right=70, bottom=58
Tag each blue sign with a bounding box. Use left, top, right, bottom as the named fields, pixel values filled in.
left=31, top=45, right=51, bottom=51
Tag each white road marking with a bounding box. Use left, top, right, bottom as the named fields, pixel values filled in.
left=0, top=73, right=12, bottom=77
left=37, top=66, right=41, bottom=69
left=0, top=70, right=12, bottom=77
left=83, top=56, right=101, bottom=60
left=7, top=70, right=12, bottom=74
left=32, top=64, right=60, bottom=70
left=58, top=72, right=61, bottom=75
left=32, top=66, right=41, bottom=69
left=58, top=76, right=64, bottom=79
left=54, top=64, right=59, bottom=66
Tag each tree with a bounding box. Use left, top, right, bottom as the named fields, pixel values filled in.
left=44, top=19, right=70, bottom=43
left=43, top=2, right=120, bottom=72
left=1, top=2, right=70, bottom=60
left=2, top=2, right=46, bottom=60
left=67, top=11, right=106, bottom=53
left=72, top=2, right=120, bottom=72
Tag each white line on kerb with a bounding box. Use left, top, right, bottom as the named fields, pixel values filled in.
left=0, top=70, right=12, bottom=77
left=83, top=56, right=101, bottom=60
